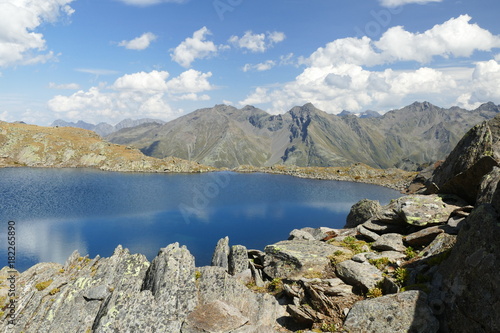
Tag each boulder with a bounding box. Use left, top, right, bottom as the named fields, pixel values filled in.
left=345, top=199, right=382, bottom=228
left=428, top=114, right=500, bottom=204
left=228, top=245, right=248, bottom=276
left=288, top=229, right=316, bottom=241
left=300, top=227, right=339, bottom=241
left=335, top=260, right=384, bottom=292
left=263, top=240, right=343, bottom=279
left=211, top=236, right=230, bottom=270
left=344, top=291, right=439, bottom=333
left=181, top=300, right=248, bottom=333
left=380, top=194, right=466, bottom=226
left=372, top=233, right=406, bottom=252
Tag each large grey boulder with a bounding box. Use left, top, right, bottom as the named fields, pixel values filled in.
left=335, top=260, right=384, bottom=292
left=263, top=240, right=348, bottom=279
left=345, top=199, right=382, bottom=228
left=377, top=194, right=466, bottom=226
left=344, top=291, right=439, bottom=333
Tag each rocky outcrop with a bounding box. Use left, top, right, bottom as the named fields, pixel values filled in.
left=0, top=121, right=213, bottom=173
left=426, top=113, right=500, bottom=203
left=0, top=243, right=283, bottom=333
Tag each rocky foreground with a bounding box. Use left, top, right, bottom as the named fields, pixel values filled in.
left=1, top=114, right=499, bottom=332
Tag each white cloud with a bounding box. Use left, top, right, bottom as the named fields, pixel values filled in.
left=239, top=16, right=500, bottom=114
left=243, top=60, right=276, bottom=72
left=49, top=82, right=81, bottom=90
left=113, top=70, right=169, bottom=92
left=229, top=30, right=286, bottom=53
left=165, top=69, right=213, bottom=94
left=170, top=27, right=218, bottom=68
left=118, top=32, right=157, bottom=50
left=379, top=0, right=442, bottom=7
left=48, top=69, right=214, bottom=123
left=116, top=0, right=187, bottom=6
left=0, top=0, right=74, bottom=67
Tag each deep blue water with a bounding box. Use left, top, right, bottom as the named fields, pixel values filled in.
left=0, top=168, right=402, bottom=271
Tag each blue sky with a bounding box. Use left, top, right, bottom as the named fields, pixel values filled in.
left=0, top=0, right=500, bottom=125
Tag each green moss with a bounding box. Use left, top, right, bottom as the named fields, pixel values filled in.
left=369, top=257, right=390, bottom=270
left=35, top=280, right=53, bottom=291
left=194, top=271, right=202, bottom=280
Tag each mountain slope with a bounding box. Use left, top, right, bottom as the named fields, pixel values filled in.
left=106, top=102, right=500, bottom=170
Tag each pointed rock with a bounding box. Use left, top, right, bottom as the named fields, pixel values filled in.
left=211, top=236, right=230, bottom=270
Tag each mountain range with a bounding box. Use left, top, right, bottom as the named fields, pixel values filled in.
left=102, top=101, right=500, bottom=170
left=51, top=118, right=165, bottom=137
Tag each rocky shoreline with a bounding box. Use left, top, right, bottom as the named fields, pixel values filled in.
left=1, top=114, right=499, bottom=332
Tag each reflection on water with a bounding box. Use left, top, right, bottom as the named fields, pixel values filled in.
left=0, top=168, right=403, bottom=271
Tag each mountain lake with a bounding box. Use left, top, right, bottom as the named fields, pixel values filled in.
left=0, top=168, right=403, bottom=272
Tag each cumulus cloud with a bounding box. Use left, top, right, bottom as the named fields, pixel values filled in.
left=379, top=0, right=442, bottom=7
left=0, top=0, right=74, bottom=67
left=239, top=16, right=500, bottom=114
left=48, top=69, right=214, bottom=123
left=116, top=0, right=187, bottom=6
left=229, top=31, right=286, bottom=53
left=170, top=27, right=218, bottom=68
left=118, top=32, right=157, bottom=50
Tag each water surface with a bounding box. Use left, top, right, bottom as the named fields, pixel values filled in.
left=0, top=168, right=402, bottom=271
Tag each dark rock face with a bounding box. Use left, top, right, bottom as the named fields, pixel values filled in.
left=437, top=204, right=500, bottom=332
left=428, top=114, right=500, bottom=203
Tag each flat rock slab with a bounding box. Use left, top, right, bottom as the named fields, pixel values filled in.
left=404, top=226, right=445, bottom=247
left=392, top=194, right=466, bottom=226
left=263, top=240, right=345, bottom=279
left=335, top=260, right=384, bottom=292
left=372, top=233, right=406, bottom=252
left=344, top=291, right=438, bottom=333
left=181, top=300, right=248, bottom=333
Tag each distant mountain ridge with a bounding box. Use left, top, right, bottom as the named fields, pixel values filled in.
left=51, top=118, right=166, bottom=137
left=103, top=101, right=500, bottom=170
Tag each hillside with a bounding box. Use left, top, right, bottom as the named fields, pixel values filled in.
left=0, top=121, right=212, bottom=173
left=106, top=102, right=500, bottom=170
left=51, top=118, right=165, bottom=137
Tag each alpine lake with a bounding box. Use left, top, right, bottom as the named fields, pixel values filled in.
left=0, top=168, right=403, bottom=272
